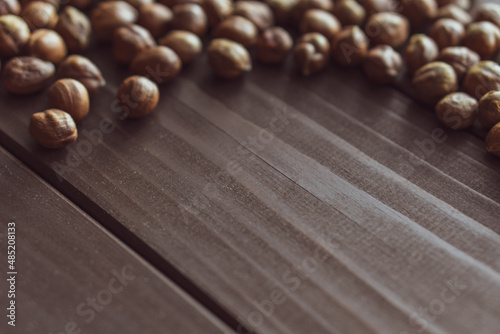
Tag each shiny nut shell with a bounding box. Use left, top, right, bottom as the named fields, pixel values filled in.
left=55, top=6, right=91, bottom=53
left=27, top=29, right=67, bottom=64
left=90, top=1, right=138, bottom=41
left=3, top=56, right=55, bottom=94
left=214, top=16, right=259, bottom=48
left=57, top=55, right=106, bottom=95
left=207, top=38, right=252, bottom=78
left=29, top=109, right=77, bottom=149
left=0, top=15, right=31, bottom=58
left=117, top=75, right=159, bottom=118
left=462, top=61, right=500, bottom=99
left=48, top=78, right=89, bottom=123
left=129, top=46, right=182, bottom=84
left=486, top=122, right=500, bottom=157
left=158, top=30, right=202, bottom=64
left=411, top=61, right=458, bottom=105
left=113, top=24, right=156, bottom=65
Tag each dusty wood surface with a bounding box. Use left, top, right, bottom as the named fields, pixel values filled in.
left=0, top=147, right=231, bottom=334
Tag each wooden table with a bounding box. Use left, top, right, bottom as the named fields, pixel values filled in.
left=1, top=2, right=500, bottom=333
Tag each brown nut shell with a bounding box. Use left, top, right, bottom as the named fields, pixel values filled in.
left=27, top=29, right=67, bottom=64
left=113, top=24, right=156, bottom=65
left=29, top=109, right=77, bottom=149
left=117, top=76, right=159, bottom=118
left=299, top=9, right=341, bottom=40
left=158, top=30, right=202, bottom=65
left=214, top=16, right=259, bottom=48
left=331, top=25, right=368, bottom=67
left=207, top=38, right=252, bottom=78
left=463, top=22, right=500, bottom=60
left=435, top=92, right=477, bottom=129
left=293, top=32, right=330, bottom=76
left=202, top=0, right=233, bottom=27
left=405, top=34, right=439, bottom=74
left=475, top=3, right=500, bottom=28
left=291, top=0, right=333, bottom=23
left=462, top=61, right=500, bottom=99
left=365, top=12, right=409, bottom=49
left=233, top=1, right=274, bottom=31
left=486, top=122, right=500, bottom=157
left=3, top=56, right=55, bottom=95
left=363, top=44, right=402, bottom=85
left=478, top=91, right=500, bottom=129
left=400, top=0, right=437, bottom=28
left=435, top=4, right=471, bottom=25
left=411, top=61, right=458, bottom=105
left=0, top=0, right=21, bottom=15
left=429, top=18, right=464, bottom=50
left=48, top=79, right=89, bottom=123
left=21, top=1, right=58, bottom=30
left=57, top=55, right=106, bottom=95
left=333, top=0, right=365, bottom=27
left=91, top=1, right=138, bottom=42
left=257, top=26, right=293, bottom=64
left=55, top=6, right=91, bottom=53
left=130, top=46, right=182, bottom=84
left=0, top=15, right=31, bottom=58
left=137, top=3, right=172, bottom=39
left=171, top=3, right=208, bottom=36
left=437, top=46, right=480, bottom=79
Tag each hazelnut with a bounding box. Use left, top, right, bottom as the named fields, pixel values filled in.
left=113, top=24, right=156, bottom=65
left=405, top=34, right=439, bottom=74
left=130, top=46, right=182, bottom=84
left=435, top=4, right=471, bottom=25
left=290, top=0, right=333, bottom=23
left=214, top=16, right=259, bottom=48
left=333, top=0, right=366, bottom=26
left=124, top=0, right=153, bottom=9
left=66, top=0, right=92, bottom=9
left=365, top=12, right=409, bottom=49
left=435, top=92, right=477, bottom=129
left=91, top=1, right=138, bottom=42
left=29, top=109, right=77, bottom=149
left=55, top=6, right=92, bottom=53
left=299, top=9, right=341, bottom=40
left=48, top=79, right=89, bottom=123
left=257, top=26, right=293, bottom=64
left=478, top=91, right=500, bottom=129
left=264, top=0, right=298, bottom=26
left=362, top=45, right=402, bottom=84
left=137, top=3, right=173, bottom=39
left=27, top=29, right=67, bottom=64
left=202, top=0, right=233, bottom=27
left=117, top=76, right=159, bottom=118
left=411, top=61, right=458, bottom=105
left=57, top=55, right=106, bottom=95
left=463, top=61, right=500, bottom=99
left=331, top=25, right=368, bottom=66
left=233, top=1, right=274, bottom=31
left=207, top=38, right=252, bottom=78
left=400, top=0, right=437, bottom=28
left=3, top=56, right=55, bottom=95
left=293, top=32, right=330, bottom=76
left=20, top=0, right=59, bottom=10
left=0, top=0, right=20, bottom=15
left=436, top=0, right=469, bottom=10
left=358, top=0, right=397, bottom=14
left=429, top=18, right=464, bottom=50
left=463, top=22, right=500, bottom=60
left=0, top=15, right=31, bottom=58
left=159, top=30, right=202, bottom=64
left=171, top=3, right=208, bottom=37
left=474, top=3, right=500, bottom=28
left=21, top=1, right=57, bottom=31
left=486, top=122, right=500, bottom=156
left=437, top=46, right=480, bottom=79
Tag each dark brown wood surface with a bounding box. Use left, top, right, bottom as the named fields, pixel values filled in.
left=0, top=147, right=231, bottom=334
left=1, top=1, right=500, bottom=332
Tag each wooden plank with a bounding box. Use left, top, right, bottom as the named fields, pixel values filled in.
left=0, top=147, right=232, bottom=334
left=1, top=25, right=500, bottom=334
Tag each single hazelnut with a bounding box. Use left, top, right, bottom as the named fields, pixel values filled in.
left=21, top=1, right=57, bottom=30
left=365, top=12, right=409, bottom=49
left=486, top=122, right=500, bottom=156
left=437, top=46, right=480, bottom=79
left=202, top=0, right=233, bottom=27
left=290, top=0, right=333, bottom=23
left=20, top=0, right=59, bottom=10
left=55, top=6, right=92, bottom=53
left=411, top=61, right=458, bottom=105
left=405, top=34, right=439, bottom=74
left=331, top=25, right=368, bottom=67
left=429, top=18, right=464, bottom=50
left=0, top=0, right=20, bottom=15
left=435, top=4, right=471, bottom=25
left=29, top=109, right=77, bottom=149
left=333, top=0, right=366, bottom=26
left=113, top=24, right=156, bottom=65
left=137, top=3, right=173, bottom=39
left=435, top=92, right=477, bottom=129
left=207, top=38, right=252, bottom=78
left=233, top=1, right=274, bottom=31
left=263, top=0, right=298, bottom=26
left=474, top=3, right=500, bottom=28
left=478, top=91, right=500, bottom=129
left=3, top=56, right=55, bottom=95
left=159, top=30, right=202, bottom=64
left=27, top=29, right=67, bottom=64
left=362, top=45, right=402, bottom=84
left=400, top=0, right=437, bottom=28
left=171, top=3, right=208, bottom=37
left=117, top=76, right=159, bottom=118
left=214, top=16, right=259, bottom=48
left=124, top=0, right=153, bottom=9
left=358, top=0, right=397, bottom=14
left=57, top=55, right=106, bottom=95
left=463, top=61, right=500, bottom=99
left=293, top=32, right=330, bottom=76
left=299, top=9, right=341, bottom=40
left=436, top=0, right=469, bottom=10
left=48, top=79, right=89, bottom=123
left=0, top=15, right=31, bottom=58
left=257, top=26, right=293, bottom=64
left=463, top=22, right=500, bottom=60
left=130, top=46, right=182, bottom=84
left=66, top=0, right=92, bottom=9
left=91, top=1, right=138, bottom=42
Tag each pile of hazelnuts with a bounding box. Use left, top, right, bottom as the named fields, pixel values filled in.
left=0, top=0, right=500, bottom=156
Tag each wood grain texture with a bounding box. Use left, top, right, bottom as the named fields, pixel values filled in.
left=1, top=7, right=500, bottom=333
left=0, top=147, right=232, bottom=334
